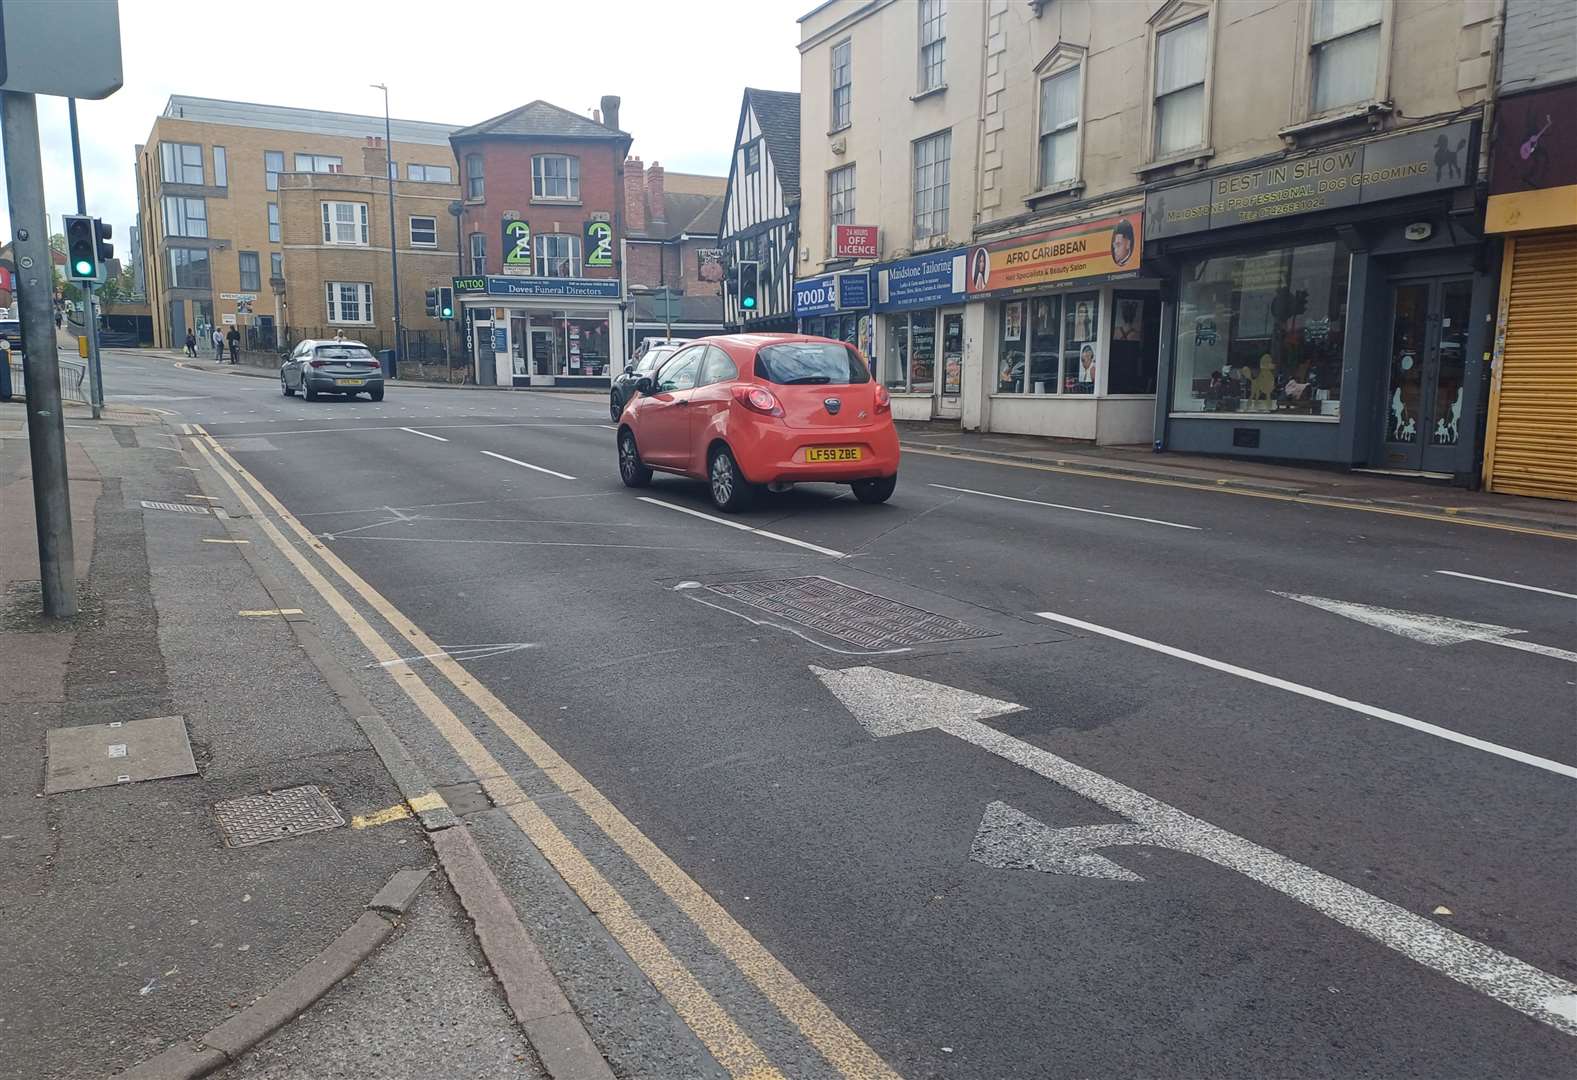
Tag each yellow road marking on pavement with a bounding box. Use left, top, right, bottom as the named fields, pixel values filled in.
left=901, top=445, right=1577, bottom=542
left=237, top=608, right=303, bottom=617
left=190, top=430, right=801, bottom=1080
left=351, top=804, right=412, bottom=829
left=408, top=791, right=448, bottom=813
left=202, top=538, right=250, bottom=545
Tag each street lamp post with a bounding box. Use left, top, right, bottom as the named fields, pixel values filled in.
left=371, top=83, right=402, bottom=375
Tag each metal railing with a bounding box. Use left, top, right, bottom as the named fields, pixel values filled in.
left=7, top=358, right=89, bottom=403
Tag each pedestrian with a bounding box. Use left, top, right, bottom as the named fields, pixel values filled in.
left=212, top=325, right=224, bottom=361
left=227, top=324, right=240, bottom=364
left=54, top=310, right=62, bottom=330
left=333, top=328, right=346, bottom=343
left=184, top=329, right=197, bottom=358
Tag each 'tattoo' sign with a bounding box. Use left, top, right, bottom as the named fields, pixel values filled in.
left=833, top=225, right=879, bottom=259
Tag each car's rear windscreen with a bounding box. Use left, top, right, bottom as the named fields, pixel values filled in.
left=314, top=346, right=376, bottom=361
left=754, top=342, right=870, bottom=385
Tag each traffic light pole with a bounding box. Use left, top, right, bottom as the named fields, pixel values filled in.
left=3, top=90, right=79, bottom=617
left=68, top=98, right=105, bottom=420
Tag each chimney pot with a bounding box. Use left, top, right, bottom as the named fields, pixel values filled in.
left=600, top=95, right=621, bottom=132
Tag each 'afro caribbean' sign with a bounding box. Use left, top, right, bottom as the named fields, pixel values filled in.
left=965, top=210, right=1142, bottom=299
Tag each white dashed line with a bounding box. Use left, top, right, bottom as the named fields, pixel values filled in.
left=931, top=484, right=1200, bottom=530
left=479, top=450, right=576, bottom=480
left=637, top=496, right=846, bottom=558
left=400, top=427, right=448, bottom=442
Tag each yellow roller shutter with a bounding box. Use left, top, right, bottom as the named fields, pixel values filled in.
left=1484, top=232, right=1577, bottom=501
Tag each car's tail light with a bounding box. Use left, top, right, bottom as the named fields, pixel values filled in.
left=874, top=385, right=891, bottom=414
left=309, top=360, right=328, bottom=368
left=359, top=360, right=381, bottom=368
left=732, top=384, right=783, bottom=417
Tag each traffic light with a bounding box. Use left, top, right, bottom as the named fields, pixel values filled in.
left=438, top=287, right=454, bottom=320
left=94, top=220, right=114, bottom=269
left=738, top=260, right=760, bottom=313
left=64, top=215, right=98, bottom=281
left=424, top=288, right=439, bottom=317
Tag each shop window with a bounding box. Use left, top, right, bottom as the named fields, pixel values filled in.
left=885, top=312, right=935, bottom=392
left=1108, top=292, right=1161, bottom=394
left=997, top=297, right=1060, bottom=395
left=1062, top=293, right=1099, bottom=394
left=886, top=317, right=909, bottom=391
left=1171, top=241, right=1349, bottom=417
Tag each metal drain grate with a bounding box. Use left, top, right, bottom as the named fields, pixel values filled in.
left=214, top=785, right=345, bottom=847
left=705, top=576, right=997, bottom=649
left=141, top=500, right=211, bottom=515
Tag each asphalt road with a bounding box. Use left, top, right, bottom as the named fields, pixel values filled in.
left=101, top=349, right=1576, bottom=1079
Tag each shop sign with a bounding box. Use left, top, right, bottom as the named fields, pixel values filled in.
left=966, top=211, right=1142, bottom=298
left=503, top=219, right=532, bottom=272
left=794, top=274, right=838, bottom=317
left=836, top=271, right=870, bottom=310
left=491, top=326, right=507, bottom=353
left=585, top=221, right=614, bottom=268
left=219, top=292, right=256, bottom=302
left=697, top=248, right=725, bottom=283
left=833, top=224, right=879, bottom=259
left=1486, top=84, right=1577, bottom=233
left=875, top=248, right=966, bottom=312
left=1145, top=119, right=1477, bottom=241
left=452, top=276, right=488, bottom=293
left=454, top=276, right=621, bottom=300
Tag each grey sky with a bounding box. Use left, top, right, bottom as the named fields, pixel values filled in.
left=1, top=0, right=806, bottom=249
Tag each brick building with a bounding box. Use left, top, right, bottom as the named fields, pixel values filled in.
left=623, top=159, right=726, bottom=349
left=449, top=97, right=631, bottom=386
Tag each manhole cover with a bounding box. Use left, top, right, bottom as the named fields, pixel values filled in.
left=214, top=785, right=345, bottom=847
left=141, top=500, right=211, bottom=515
left=705, top=576, right=997, bottom=649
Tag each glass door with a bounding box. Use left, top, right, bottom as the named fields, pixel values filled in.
left=1382, top=278, right=1472, bottom=472
left=937, top=309, right=964, bottom=417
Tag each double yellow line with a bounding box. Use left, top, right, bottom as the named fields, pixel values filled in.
left=189, top=425, right=898, bottom=1080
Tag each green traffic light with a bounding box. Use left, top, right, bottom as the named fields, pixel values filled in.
left=441, top=307, right=452, bottom=318
left=73, top=259, right=94, bottom=276
left=742, top=297, right=756, bottom=309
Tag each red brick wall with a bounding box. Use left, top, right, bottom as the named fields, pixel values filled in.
left=456, top=136, right=625, bottom=279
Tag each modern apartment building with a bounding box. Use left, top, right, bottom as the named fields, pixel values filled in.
left=134, top=95, right=461, bottom=353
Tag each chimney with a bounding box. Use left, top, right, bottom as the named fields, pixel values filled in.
left=624, top=156, right=646, bottom=233
left=647, top=162, right=665, bottom=223
left=593, top=108, right=602, bottom=124
left=600, top=95, right=621, bottom=132
left=362, top=136, right=388, bottom=178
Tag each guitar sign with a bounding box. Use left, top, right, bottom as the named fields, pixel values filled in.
left=1520, top=115, right=1552, bottom=161
left=585, top=220, right=613, bottom=268
left=503, top=219, right=532, bottom=271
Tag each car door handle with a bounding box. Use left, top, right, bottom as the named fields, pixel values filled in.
left=677, top=399, right=690, bottom=407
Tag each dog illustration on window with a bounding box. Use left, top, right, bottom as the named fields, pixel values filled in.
left=1433, top=134, right=1467, bottom=183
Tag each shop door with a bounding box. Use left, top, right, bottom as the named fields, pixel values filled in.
left=1381, top=277, right=1472, bottom=473
left=475, top=326, right=495, bottom=385
left=936, top=310, right=964, bottom=418
left=530, top=328, right=555, bottom=381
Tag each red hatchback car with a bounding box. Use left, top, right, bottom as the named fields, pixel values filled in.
left=616, top=334, right=900, bottom=511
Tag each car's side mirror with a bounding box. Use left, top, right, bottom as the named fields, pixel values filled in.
left=636, top=376, right=656, bottom=396
left=623, top=364, right=634, bottom=375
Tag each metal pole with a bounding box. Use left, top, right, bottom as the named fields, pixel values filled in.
left=68, top=98, right=105, bottom=420
left=374, top=83, right=402, bottom=376
left=4, top=91, right=78, bottom=617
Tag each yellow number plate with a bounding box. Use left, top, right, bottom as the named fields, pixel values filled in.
left=335, top=379, right=366, bottom=386
left=806, top=446, right=862, bottom=463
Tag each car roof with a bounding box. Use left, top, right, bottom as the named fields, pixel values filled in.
left=304, top=338, right=370, bottom=348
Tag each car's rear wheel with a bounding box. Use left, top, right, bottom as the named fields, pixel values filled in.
left=281, top=376, right=295, bottom=397
left=618, top=429, right=652, bottom=488
left=708, top=445, right=755, bottom=512
left=852, top=474, right=897, bottom=505
left=609, top=391, right=624, bottom=422
left=303, top=382, right=319, bottom=401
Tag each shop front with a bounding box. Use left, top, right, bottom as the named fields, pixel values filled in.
left=871, top=248, right=969, bottom=421
left=1144, top=118, right=1492, bottom=478
left=454, top=275, right=625, bottom=389
left=965, top=208, right=1159, bottom=444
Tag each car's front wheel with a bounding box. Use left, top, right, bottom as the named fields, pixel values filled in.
left=618, top=429, right=652, bottom=488
left=281, top=376, right=295, bottom=396
left=708, top=445, right=755, bottom=512
left=852, top=474, right=897, bottom=505
left=609, top=390, right=624, bottom=422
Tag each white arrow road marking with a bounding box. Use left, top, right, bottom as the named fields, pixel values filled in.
left=1036, top=611, right=1577, bottom=779
left=970, top=801, right=1154, bottom=881
left=811, top=664, right=1577, bottom=1034
left=1436, top=570, right=1577, bottom=601
left=1275, top=592, right=1577, bottom=663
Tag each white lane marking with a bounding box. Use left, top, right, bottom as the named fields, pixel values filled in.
left=1034, top=610, right=1577, bottom=779
left=637, top=496, right=846, bottom=558
left=929, top=483, right=1201, bottom=531
left=812, top=663, right=1577, bottom=1035
left=328, top=535, right=755, bottom=552
left=399, top=427, right=448, bottom=442
left=1436, top=570, right=1577, bottom=601
left=1274, top=592, right=1577, bottom=664
left=479, top=450, right=576, bottom=480
left=372, top=642, right=537, bottom=667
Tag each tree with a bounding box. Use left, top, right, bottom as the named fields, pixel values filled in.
left=95, top=267, right=135, bottom=306
left=48, top=233, right=66, bottom=257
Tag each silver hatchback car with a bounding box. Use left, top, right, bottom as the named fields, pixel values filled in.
left=281, top=339, right=385, bottom=401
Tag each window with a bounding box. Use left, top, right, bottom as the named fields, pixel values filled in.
left=407, top=163, right=453, bottom=183
left=465, top=153, right=484, bottom=199
left=887, top=311, right=936, bottom=393
left=325, top=282, right=374, bottom=324
left=270, top=252, right=283, bottom=281
left=755, top=341, right=870, bottom=385
left=997, top=296, right=1056, bottom=394
left=409, top=216, right=438, bottom=247
left=1108, top=292, right=1161, bottom=395
left=657, top=348, right=703, bottom=392
left=265, top=151, right=284, bottom=191
left=1171, top=241, right=1350, bottom=417
left=1061, top=292, right=1099, bottom=395
left=321, top=201, right=370, bottom=246
left=918, top=0, right=946, bottom=92
left=1038, top=68, right=1080, bottom=188
left=745, top=142, right=761, bottom=175
left=267, top=203, right=280, bottom=243
left=912, top=130, right=951, bottom=243
left=698, top=346, right=739, bottom=387
left=238, top=251, right=261, bottom=292
left=531, top=155, right=580, bottom=200
left=535, top=233, right=581, bottom=278
left=469, top=232, right=486, bottom=274
left=162, top=196, right=207, bottom=238
left=1311, top=0, right=1382, bottom=114
left=831, top=39, right=852, bottom=129
left=828, top=164, right=856, bottom=241
left=1153, top=18, right=1208, bottom=157
left=294, top=153, right=343, bottom=173
left=160, top=142, right=204, bottom=185
left=168, top=247, right=211, bottom=288
left=212, top=147, right=227, bottom=188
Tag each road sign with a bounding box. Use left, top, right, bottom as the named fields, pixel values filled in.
left=221, top=314, right=237, bottom=325
left=0, top=0, right=123, bottom=99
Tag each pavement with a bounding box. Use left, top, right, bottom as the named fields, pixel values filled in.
left=3, top=344, right=1573, bottom=1079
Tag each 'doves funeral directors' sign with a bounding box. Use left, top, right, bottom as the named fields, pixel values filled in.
left=1145, top=119, right=1477, bottom=240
